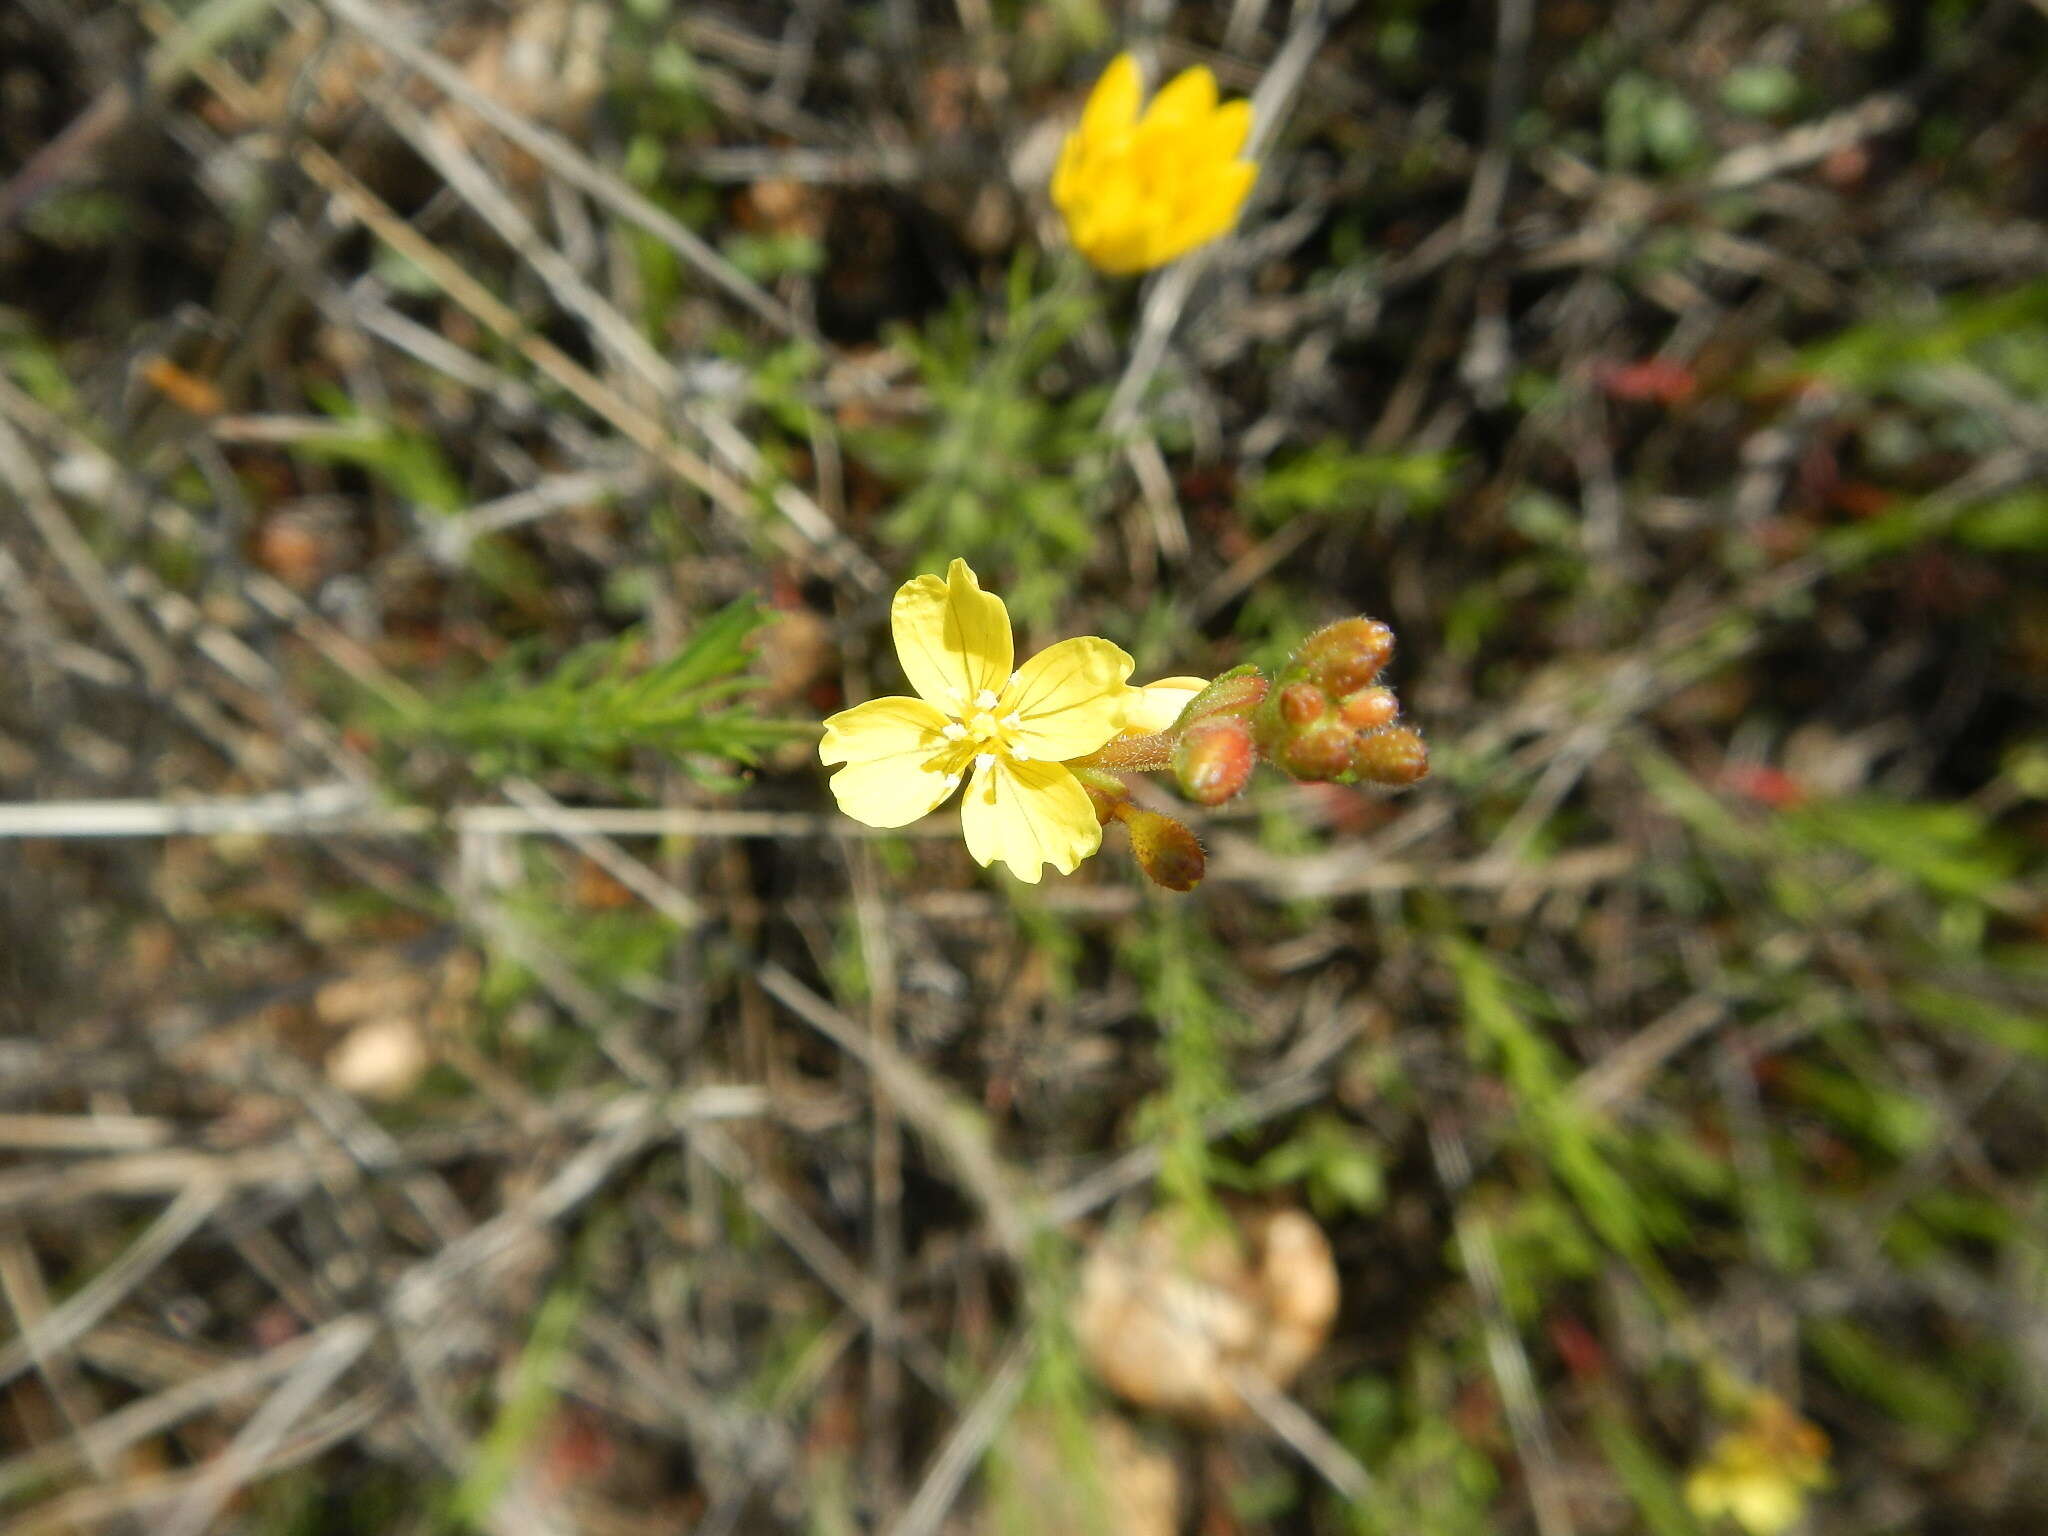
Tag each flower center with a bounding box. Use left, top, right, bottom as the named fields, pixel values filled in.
left=937, top=688, right=1028, bottom=772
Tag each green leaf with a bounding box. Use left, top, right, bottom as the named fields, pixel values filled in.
left=1807, top=1318, right=1975, bottom=1447
left=1902, top=985, right=2048, bottom=1062
left=1720, top=65, right=1800, bottom=119
left=1242, top=443, right=1460, bottom=528
left=379, top=598, right=802, bottom=782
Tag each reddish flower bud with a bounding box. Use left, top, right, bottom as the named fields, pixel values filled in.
left=1295, top=618, right=1395, bottom=696
left=1350, top=725, right=1429, bottom=786
left=1121, top=806, right=1205, bottom=891
left=1337, top=686, right=1399, bottom=731
left=1172, top=715, right=1256, bottom=805
left=1277, top=682, right=1326, bottom=726
left=1273, top=720, right=1357, bottom=781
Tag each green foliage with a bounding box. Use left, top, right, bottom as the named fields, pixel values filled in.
left=1794, top=280, right=2048, bottom=396
left=381, top=598, right=800, bottom=782
left=1902, top=985, right=2048, bottom=1062
left=1719, top=65, right=1801, bottom=119
left=23, top=189, right=130, bottom=250
left=1123, top=908, right=1240, bottom=1224
left=1442, top=936, right=1676, bottom=1300
left=726, top=230, right=825, bottom=282
left=1779, top=795, right=2018, bottom=907
left=1590, top=1402, right=1705, bottom=1536
left=1242, top=442, right=1460, bottom=530
left=438, top=1266, right=587, bottom=1532
left=1252, top=1112, right=1388, bottom=1219
left=1337, top=1352, right=1501, bottom=1536
left=1807, top=1317, right=1976, bottom=1450
left=1604, top=73, right=1704, bottom=172
left=295, top=383, right=467, bottom=514
left=848, top=262, right=1113, bottom=622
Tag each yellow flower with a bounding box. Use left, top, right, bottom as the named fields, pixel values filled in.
left=1052, top=53, right=1258, bottom=275
left=1685, top=1397, right=1830, bottom=1536
left=820, top=560, right=1136, bottom=882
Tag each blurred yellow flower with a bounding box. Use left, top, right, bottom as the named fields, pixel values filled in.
left=1052, top=53, right=1258, bottom=274
left=1685, top=1396, right=1830, bottom=1536
left=820, top=559, right=1134, bottom=882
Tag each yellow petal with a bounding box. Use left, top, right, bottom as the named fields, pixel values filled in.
left=1124, top=676, right=1209, bottom=735
left=1001, top=636, right=1135, bottom=760
left=819, top=695, right=958, bottom=828
left=1050, top=132, right=1086, bottom=212
left=1074, top=215, right=1154, bottom=276
left=1078, top=52, right=1142, bottom=143
left=1141, top=64, right=1218, bottom=131
left=958, top=756, right=1101, bottom=882
left=890, top=558, right=1013, bottom=711
left=1201, top=98, right=1254, bottom=163
left=1149, top=160, right=1258, bottom=266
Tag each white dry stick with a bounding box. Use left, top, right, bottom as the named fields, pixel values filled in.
left=502, top=777, right=703, bottom=930
left=321, top=0, right=799, bottom=337
left=1707, top=93, right=1914, bottom=192
left=0, top=410, right=177, bottom=691
left=883, top=1334, right=1035, bottom=1536
left=1102, top=0, right=1334, bottom=437
left=0, top=783, right=382, bottom=839
left=354, top=77, right=877, bottom=587
left=156, top=1315, right=378, bottom=1536
left=0, top=1181, right=224, bottom=1391
left=0, top=795, right=962, bottom=842
left=1430, top=1119, right=1578, bottom=1536
left=0, top=1318, right=349, bottom=1504
left=0, top=1114, right=177, bottom=1152
left=1225, top=1363, right=1375, bottom=1505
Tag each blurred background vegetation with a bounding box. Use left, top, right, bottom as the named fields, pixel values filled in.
left=3, top=1, right=2046, bottom=1532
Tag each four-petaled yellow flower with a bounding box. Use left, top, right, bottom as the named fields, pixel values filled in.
left=1052, top=52, right=1258, bottom=275
left=820, top=560, right=1137, bottom=882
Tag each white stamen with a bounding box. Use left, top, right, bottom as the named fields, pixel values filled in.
left=973, top=752, right=995, bottom=773
left=1013, top=749, right=1031, bottom=762
left=942, top=722, right=966, bottom=740
left=1001, top=711, right=1022, bottom=729
left=941, top=773, right=960, bottom=791
left=974, top=688, right=998, bottom=710
left=1009, top=671, right=1022, bottom=688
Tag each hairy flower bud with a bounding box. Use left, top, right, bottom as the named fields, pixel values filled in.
left=1277, top=682, right=1325, bottom=727
left=1337, top=686, right=1399, bottom=731
left=1294, top=618, right=1395, bottom=697
left=1180, top=666, right=1269, bottom=726
left=1349, top=725, right=1429, bottom=786
left=1173, top=715, right=1256, bottom=805
left=1272, top=719, right=1357, bottom=781
left=1121, top=806, right=1206, bottom=891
